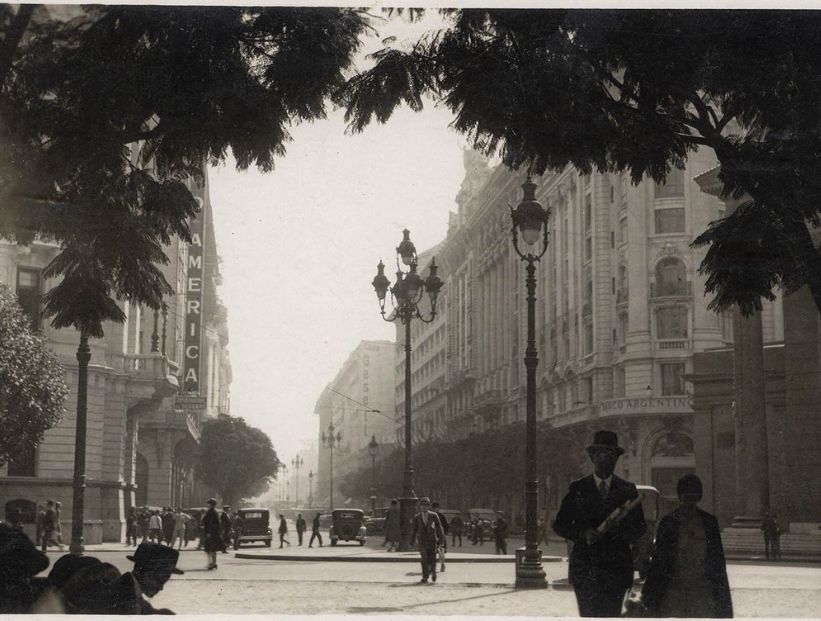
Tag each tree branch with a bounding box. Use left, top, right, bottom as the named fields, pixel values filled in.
left=0, top=4, right=37, bottom=89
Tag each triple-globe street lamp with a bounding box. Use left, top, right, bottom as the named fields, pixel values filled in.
left=510, top=177, right=550, bottom=589
left=371, top=229, right=443, bottom=551
left=321, top=422, right=342, bottom=511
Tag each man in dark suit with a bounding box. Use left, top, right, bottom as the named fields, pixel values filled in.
left=410, top=497, right=444, bottom=583
left=553, top=430, right=646, bottom=617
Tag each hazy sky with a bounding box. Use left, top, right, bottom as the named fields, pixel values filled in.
left=207, top=12, right=469, bottom=468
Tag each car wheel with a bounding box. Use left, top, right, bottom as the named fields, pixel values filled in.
left=331, top=539, right=337, bottom=546
left=265, top=540, right=271, bottom=547
left=359, top=540, right=365, bottom=546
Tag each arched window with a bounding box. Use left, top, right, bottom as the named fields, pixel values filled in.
left=655, top=258, right=687, bottom=296
left=651, top=431, right=694, bottom=457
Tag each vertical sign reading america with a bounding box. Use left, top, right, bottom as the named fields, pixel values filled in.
left=183, top=192, right=206, bottom=392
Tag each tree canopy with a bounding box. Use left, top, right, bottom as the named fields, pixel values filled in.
left=0, top=284, right=67, bottom=465
left=195, top=415, right=282, bottom=506
left=339, top=422, right=589, bottom=512
left=340, top=9, right=821, bottom=315
left=0, top=5, right=371, bottom=336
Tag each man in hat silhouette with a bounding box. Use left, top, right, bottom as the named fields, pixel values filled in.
left=202, top=498, right=222, bottom=570
left=0, top=522, right=51, bottom=613
left=121, top=541, right=184, bottom=613
left=553, top=430, right=646, bottom=617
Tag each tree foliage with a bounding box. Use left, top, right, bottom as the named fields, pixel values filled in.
left=339, top=422, right=589, bottom=511
left=0, top=284, right=68, bottom=465
left=195, top=415, right=282, bottom=506
left=0, top=5, right=371, bottom=336
left=340, top=9, right=821, bottom=315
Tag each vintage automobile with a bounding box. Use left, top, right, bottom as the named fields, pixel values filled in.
left=364, top=507, right=389, bottom=535
left=467, top=507, right=497, bottom=539
left=235, top=507, right=272, bottom=548
left=329, top=508, right=367, bottom=546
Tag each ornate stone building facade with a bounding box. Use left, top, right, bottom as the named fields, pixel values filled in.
left=400, top=149, right=784, bottom=518
left=314, top=340, right=395, bottom=509
left=0, top=169, right=231, bottom=543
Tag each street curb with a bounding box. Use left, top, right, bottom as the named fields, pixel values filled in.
left=234, top=552, right=564, bottom=563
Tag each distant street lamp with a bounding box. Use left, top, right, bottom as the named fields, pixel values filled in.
left=510, top=177, right=549, bottom=589
left=291, top=455, right=304, bottom=506
left=368, top=435, right=379, bottom=515
left=321, top=422, right=342, bottom=511
left=372, top=228, right=443, bottom=551
left=286, top=480, right=290, bottom=503
left=308, top=470, right=314, bottom=508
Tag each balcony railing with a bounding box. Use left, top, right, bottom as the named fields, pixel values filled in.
left=656, top=339, right=688, bottom=351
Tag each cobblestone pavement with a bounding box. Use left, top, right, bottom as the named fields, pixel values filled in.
left=39, top=548, right=821, bottom=617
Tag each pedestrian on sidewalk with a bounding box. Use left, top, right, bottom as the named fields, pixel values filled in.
left=161, top=507, right=175, bottom=546
left=220, top=506, right=233, bottom=552
left=471, top=516, right=484, bottom=546
left=54, top=502, right=64, bottom=546
left=148, top=510, right=163, bottom=543
left=641, top=474, right=732, bottom=618
left=493, top=511, right=508, bottom=555
left=431, top=501, right=449, bottom=572
left=40, top=499, right=63, bottom=552
left=35, top=504, right=45, bottom=547
left=450, top=512, right=463, bottom=547
left=410, top=497, right=444, bottom=584
left=278, top=515, right=290, bottom=548
left=308, top=513, right=323, bottom=547
left=295, top=513, right=306, bottom=546
left=553, top=429, right=646, bottom=618
left=384, top=499, right=400, bottom=552
left=125, top=507, right=138, bottom=547
left=538, top=517, right=550, bottom=547
left=761, top=512, right=782, bottom=560
left=202, top=499, right=221, bottom=570
left=171, top=508, right=187, bottom=550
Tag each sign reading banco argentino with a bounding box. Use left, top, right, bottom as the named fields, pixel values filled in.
left=183, top=192, right=207, bottom=392
left=599, top=396, right=692, bottom=417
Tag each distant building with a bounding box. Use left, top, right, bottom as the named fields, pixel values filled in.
left=313, top=340, right=395, bottom=509
left=0, top=168, right=231, bottom=543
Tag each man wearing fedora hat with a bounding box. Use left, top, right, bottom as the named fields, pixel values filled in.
left=121, top=541, right=184, bottom=613
left=410, top=497, right=444, bottom=583
left=553, top=430, right=646, bottom=617
left=202, top=499, right=222, bottom=570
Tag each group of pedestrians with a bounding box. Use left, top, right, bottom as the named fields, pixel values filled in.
left=553, top=429, right=734, bottom=618
left=126, top=507, right=199, bottom=550
left=0, top=521, right=183, bottom=614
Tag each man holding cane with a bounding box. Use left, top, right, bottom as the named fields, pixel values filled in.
left=553, top=430, right=646, bottom=617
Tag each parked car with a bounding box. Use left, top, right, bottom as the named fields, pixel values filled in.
left=365, top=507, right=389, bottom=535
left=235, top=507, right=272, bottom=548
left=329, top=508, right=367, bottom=546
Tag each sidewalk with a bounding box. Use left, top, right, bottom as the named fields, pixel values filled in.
left=235, top=546, right=564, bottom=563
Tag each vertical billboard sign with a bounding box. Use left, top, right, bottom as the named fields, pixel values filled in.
left=183, top=191, right=206, bottom=392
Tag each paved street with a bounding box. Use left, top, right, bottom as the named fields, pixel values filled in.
left=39, top=544, right=821, bottom=617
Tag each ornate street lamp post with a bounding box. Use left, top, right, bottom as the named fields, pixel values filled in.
left=321, top=422, right=342, bottom=511
left=368, top=435, right=379, bottom=515
left=291, top=455, right=304, bottom=506
left=308, top=470, right=314, bottom=508
left=510, top=177, right=549, bottom=588
left=372, top=229, right=443, bottom=551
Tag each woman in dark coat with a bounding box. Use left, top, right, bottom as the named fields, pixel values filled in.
left=642, top=474, right=733, bottom=618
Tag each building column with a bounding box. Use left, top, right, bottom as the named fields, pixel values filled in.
left=731, top=307, right=768, bottom=525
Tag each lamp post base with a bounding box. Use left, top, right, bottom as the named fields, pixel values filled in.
left=397, top=495, right=417, bottom=552
left=515, top=547, right=547, bottom=589
left=69, top=538, right=85, bottom=556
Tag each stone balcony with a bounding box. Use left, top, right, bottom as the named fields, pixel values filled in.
left=124, top=353, right=180, bottom=415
